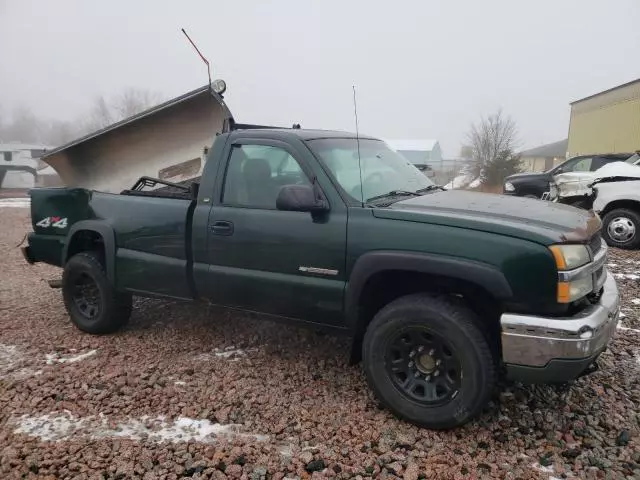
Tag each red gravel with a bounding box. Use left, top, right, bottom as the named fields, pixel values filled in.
left=1, top=207, right=639, bottom=479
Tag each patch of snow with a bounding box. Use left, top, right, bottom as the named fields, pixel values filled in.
left=445, top=172, right=475, bottom=189
left=607, top=263, right=618, bottom=267
left=531, top=462, right=554, bottom=474
left=196, top=346, right=257, bottom=362
left=0, top=198, right=30, bottom=208
left=468, top=177, right=481, bottom=188
left=45, top=349, right=97, bottom=365
left=617, top=323, right=640, bottom=334
left=615, top=274, right=640, bottom=281
left=632, top=299, right=640, bottom=305
left=0, top=344, right=22, bottom=377
left=13, top=413, right=268, bottom=444
left=174, top=381, right=186, bottom=386
left=0, top=344, right=40, bottom=379
left=278, top=443, right=293, bottom=457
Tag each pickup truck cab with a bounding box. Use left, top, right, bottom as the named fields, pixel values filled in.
left=23, top=126, right=620, bottom=429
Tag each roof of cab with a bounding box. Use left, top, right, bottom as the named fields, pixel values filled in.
left=229, top=128, right=379, bottom=141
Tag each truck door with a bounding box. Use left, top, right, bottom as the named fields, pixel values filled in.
left=202, top=138, right=348, bottom=326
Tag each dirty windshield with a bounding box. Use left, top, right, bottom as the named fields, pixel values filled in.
left=624, top=153, right=640, bottom=165
left=307, top=138, right=434, bottom=203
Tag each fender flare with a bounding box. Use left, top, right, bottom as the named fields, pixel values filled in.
left=345, top=250, right=513, bottom=331
left=62, top=220, right=117, bottom=282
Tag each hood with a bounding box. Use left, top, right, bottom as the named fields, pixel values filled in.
left=593, top=161, right=640, bottom=181
left=505, top=171, right=549, bottom=182
left=372, top=190, right=600, bottom=244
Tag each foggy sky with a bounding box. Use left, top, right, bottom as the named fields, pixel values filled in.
left=1, top=0, right=639, bottom=156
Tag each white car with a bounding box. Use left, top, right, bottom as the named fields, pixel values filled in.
left=555, top=153, right=640, bottom=205
left=589, top=165, right=640, bottom=249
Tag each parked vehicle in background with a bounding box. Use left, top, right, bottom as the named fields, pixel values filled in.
left=555, top=153, right=640, bottom=208
left=22, top=88, right=620, bottom=430
left=567, top=163, right=640, bottom=249
left=503, top=153, right=636, bottom=200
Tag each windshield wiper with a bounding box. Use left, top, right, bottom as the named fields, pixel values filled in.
left=366, top=190, right=420, bottom=203
left=416, top=185, right=445, bottom=193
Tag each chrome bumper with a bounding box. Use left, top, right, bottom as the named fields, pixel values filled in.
left=500, top=271, right=619, bottom=369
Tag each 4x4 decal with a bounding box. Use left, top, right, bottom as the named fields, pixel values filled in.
left=35, top=216, right=68, bottom=229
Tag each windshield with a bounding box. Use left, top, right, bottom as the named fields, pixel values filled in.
left=307, top=138, right=435, bottom=202
left=625, top=153, right=640, bottom=165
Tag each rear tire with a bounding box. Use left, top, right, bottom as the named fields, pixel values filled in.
left=62, top=252, right=132, bottom=334
left=362, top=293, right=495, bottom=429
left=602, top=208, right=640, bottom=250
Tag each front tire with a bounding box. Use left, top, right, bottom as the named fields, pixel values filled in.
left=362, top=294, right=495, bottom=429
left=602, top=208, right=640, bottom=249
left=62, top=252, right=132, bottom=334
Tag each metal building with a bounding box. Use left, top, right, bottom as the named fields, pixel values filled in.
left=567, top=78, right=640, bottom=158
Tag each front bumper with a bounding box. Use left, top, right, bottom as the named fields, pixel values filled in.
left=500, top=271, right=619, bottom=383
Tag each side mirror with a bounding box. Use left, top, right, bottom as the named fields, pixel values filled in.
left=276, top=184, right=328, bottom=213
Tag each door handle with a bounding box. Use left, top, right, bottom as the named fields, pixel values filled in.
left=211, top=221, right=234, bottom=236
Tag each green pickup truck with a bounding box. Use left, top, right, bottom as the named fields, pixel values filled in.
left=23, top=126, right=620, bottom=429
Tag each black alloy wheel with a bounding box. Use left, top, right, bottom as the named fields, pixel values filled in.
left=385, top=327, right=461, bottom=406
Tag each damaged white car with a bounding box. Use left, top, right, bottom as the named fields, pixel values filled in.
left=554, top=153, right=640, bottom=207
left=566, top=159, right=640, bottom=249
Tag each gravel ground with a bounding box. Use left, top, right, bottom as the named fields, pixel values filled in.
left=1, top=206, right=639, bottom=480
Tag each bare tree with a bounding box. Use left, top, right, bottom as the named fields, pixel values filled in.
left=113, top=88, right=163, bottom=119
left=82, top=88, right=163, bottom=133
left=0, top=87, right=163, bottom=148
left=467, top=109, right=520, bottom=185
left=84, top=96, right=115, bottom=132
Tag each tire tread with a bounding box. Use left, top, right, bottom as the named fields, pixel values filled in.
left=362, top=293, right=496, bottom=429
left=62, top=252, right=132, bottom=334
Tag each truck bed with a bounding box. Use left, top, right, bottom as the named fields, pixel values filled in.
left=29, top=186, right=197, bottom=300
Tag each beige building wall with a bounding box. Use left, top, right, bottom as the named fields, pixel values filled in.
left=567, top=79, right=640, bottom=158
left=520, top=155, right=565, bottom=172
left=520, top=156, right=546, bottom=172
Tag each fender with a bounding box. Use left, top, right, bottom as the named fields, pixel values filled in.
left=345, top=250, right=513, bottom=330
left=62, top=220, right=117, bottom=283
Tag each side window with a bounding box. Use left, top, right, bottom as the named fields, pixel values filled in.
left=222, top=144, right=310, bottom=209
left=590, top=157, right=608, bottom=171
left=572, top=157, right=592, bottom=172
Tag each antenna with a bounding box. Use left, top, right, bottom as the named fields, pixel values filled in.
left=352, top=85, right=365, bottom=207
left=181, top=28, right=212, bottom=89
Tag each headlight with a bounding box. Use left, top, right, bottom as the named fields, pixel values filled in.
left=504, top=182, right=515, bottom=192
left=557, top=276, right=593, bottom=303
left=549, top=244, right=590, bottom=270
left=549, top=244, right=593, bottom=303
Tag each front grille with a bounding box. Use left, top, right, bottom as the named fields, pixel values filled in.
left=588, top=232, right=602, bottom=257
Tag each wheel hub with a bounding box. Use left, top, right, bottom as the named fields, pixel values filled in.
left=415, top=351, right=437, bottom=374
left=385, top=329, right=461, bottom=406
left=72, top=273, right=100, bottom=319
left=608, top=217, right=636, bottom=243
